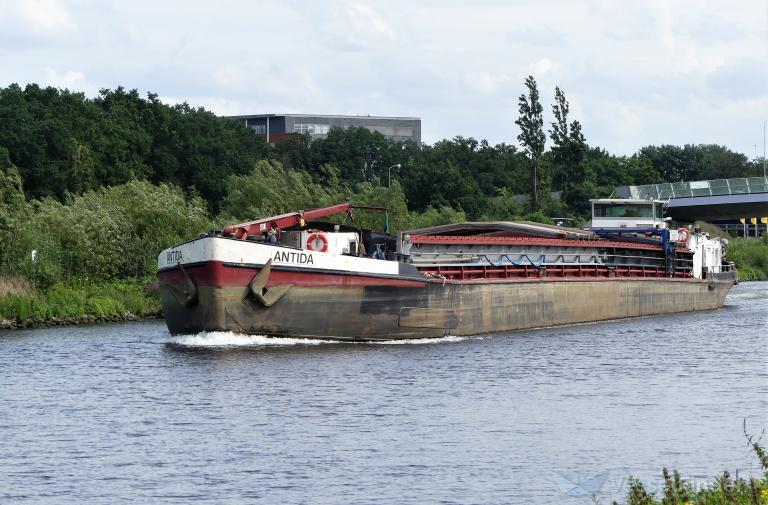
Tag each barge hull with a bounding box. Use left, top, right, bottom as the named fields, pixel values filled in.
left=159, top=267, right=735, bottom=340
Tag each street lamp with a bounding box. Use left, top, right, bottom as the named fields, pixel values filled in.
left=763, top=120, right=766, bottom=179
left=387, top=164, right=401, bottom=188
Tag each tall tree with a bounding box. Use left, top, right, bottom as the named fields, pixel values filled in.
left=516, top=75, right=546, bottom=210
left=549, top=86, right=588, bottom=211
left=550, top=86, right=586, bottom=179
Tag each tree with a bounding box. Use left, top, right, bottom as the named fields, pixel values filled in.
left=637, top=145, right=689, bottom=182
left=689, top=144, right=751, bottom=180
left=309, top=127, right=398, bottom=185
left=220, top=159, right=337, bottom=223
left=549, top=86, right=587, bottom=189
left=0, top=148, right=31, bottom=275
left=516, top=75, right=546, bottom=211
left=637, top=144, right=755, bottom=183
left=549, top=86, right=589, bottom=212
left=402, top=159, right=487, bottom=219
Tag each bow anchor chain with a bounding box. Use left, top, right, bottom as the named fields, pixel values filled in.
left=169, top=262, right=198, bottom=307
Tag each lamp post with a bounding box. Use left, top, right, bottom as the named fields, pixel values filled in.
left=387, top=163, right=401, bottom=188
left=763, top=120, right=766, bottom=179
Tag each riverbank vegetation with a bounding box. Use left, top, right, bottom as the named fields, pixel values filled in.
left=0, top=277, right=160, bottom=328
left=0, top=79, right=765, bottom=325
left=729, top=236, right=768, bottom=281
left=618, top=427, right=767, bottom=505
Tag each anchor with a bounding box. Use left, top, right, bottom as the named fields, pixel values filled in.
left=248, top=259, right=291, bottom=307
left=168, top=262, right=198, bottom=307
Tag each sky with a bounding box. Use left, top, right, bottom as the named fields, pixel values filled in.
left=0, top=0, right=766, bottom=157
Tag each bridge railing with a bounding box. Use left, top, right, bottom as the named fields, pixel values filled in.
left=631, top=177, right=768, bottom=199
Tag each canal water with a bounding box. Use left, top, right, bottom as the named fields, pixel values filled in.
left=2, top=282, right=766, bottom=504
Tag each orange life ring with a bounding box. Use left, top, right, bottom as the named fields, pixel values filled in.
left=306, top=233, right=328, bottom=252
left=676, top=227, right=690, bottom=244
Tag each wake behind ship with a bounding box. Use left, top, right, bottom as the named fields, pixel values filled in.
left=157, top=200, right=736, bottom=341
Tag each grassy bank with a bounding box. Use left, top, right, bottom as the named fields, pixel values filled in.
left=729, top=236, right=768, bottom=281
left=0, top=276, right=161, bottom=328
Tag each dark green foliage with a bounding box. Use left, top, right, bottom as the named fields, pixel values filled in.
left=405, top=205, right=467, bottom=230
left=1, top=81, right=759, bottom=227
left=400, top=137, right=528, bottom=220
left=638, top=144, right=759, bottom=182
left=221, top=160, right=413, bottom=233
left=221, top=159, right=338, bottom=222
left=306, top=126, right=403, bottom=185
left=0, top=180, right=210, bottom=286
left=402, top=158, right=482, bottom=216
left=516, top=75, right=547, bottom=211
left=0, top=84, right=270, bottom=211
left=549, top=86, right=587, bottom=191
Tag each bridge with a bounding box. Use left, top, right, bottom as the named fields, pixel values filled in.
left=615, top=177, right=768, bottom=236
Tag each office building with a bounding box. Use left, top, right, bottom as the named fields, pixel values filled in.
left=228, top=113, right=421, bottom=144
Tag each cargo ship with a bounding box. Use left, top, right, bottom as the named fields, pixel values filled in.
left=157, top=199, right=736, bottom=341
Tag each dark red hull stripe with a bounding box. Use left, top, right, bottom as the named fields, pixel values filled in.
left=157, top=260, right=700, bottom=289
left=157, top=261, right=427, bottom=288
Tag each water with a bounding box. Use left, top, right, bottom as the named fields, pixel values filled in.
left=2, top=282, right=766, bottom=505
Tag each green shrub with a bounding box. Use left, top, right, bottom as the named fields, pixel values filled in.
left=622, top=429, right=767, bottom=505
left=406, top=205, right=467, bottom=230
left=85, top=297, right=125, bottom=317
left=1, top=177, right=211, bottom=285
left=0, top=277, right=161, bottom=322
left=729, top=236, right=768, bottom=281
left=737, top=266, right=762, bottom=282
left=45, top=283, right=87, bottom=318
left=0, top=293, right=34, bottom=320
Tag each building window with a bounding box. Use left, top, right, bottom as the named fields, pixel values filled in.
left=250, top=124, right=266, bottom=134
left=294, top=123, right=330, bottom=135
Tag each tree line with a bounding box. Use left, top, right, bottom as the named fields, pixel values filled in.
left=1, top=81, right=762, bottom=219
left=0, top=79, right=764, bottom=288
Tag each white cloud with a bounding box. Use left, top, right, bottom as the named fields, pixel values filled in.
left=161, top=95, right=247, bottom=117
left=348, top=2, right=394, bottom=39
left=46, top=67, right=85, bottom=90
left=211, top=66, right=248, bottom=92
left=527, top=58, right=561, bottom=77
left=210, top=63, right=325, bottom=110
left=465, top=73, right=511, bottom=95
left=19, top=0, right=75, bottom=33
left=323, top=0, right=396, bottom=50
left=1, top=0, right=765, bottom=156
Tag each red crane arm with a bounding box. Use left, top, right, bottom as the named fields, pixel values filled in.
left=221, top=202, right=386, bottom=238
